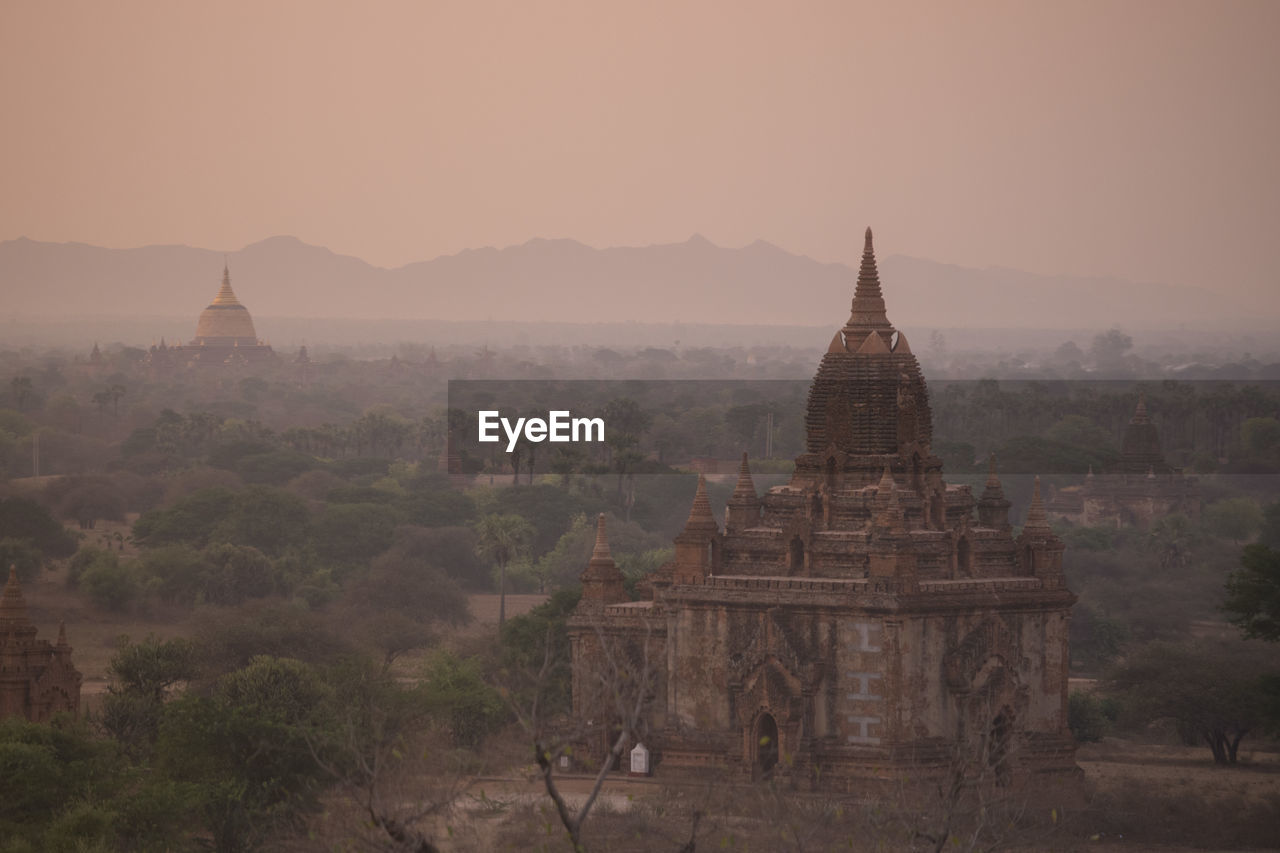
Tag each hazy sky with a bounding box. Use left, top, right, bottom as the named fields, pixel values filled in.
left=2, top=0, right=1277, bottom=304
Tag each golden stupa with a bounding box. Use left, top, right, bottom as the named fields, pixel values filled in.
left=192, top=265, right=260, bottom=346
left=145, top=264, right=275, bottom=370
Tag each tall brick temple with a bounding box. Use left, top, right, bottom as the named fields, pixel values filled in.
left=569, top=228, right=1079, bottom=793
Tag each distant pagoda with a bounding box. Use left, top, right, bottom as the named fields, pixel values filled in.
left=1047, top=393, right=1200, bottom=528
left=147, top=264, right=275, bottom=370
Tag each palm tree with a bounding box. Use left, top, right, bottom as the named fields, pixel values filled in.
left=474, top=513, right=535, bottom=633
left=107, top=383, right=126, bottom=417
left=10, top=376, right=33, bottom=411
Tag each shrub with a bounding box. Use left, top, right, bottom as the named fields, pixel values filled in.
left=1068, top=690, right=1108, bottom=742
left=81, top=558, right=140, bottom=612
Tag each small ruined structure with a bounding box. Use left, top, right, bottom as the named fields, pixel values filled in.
left=569, top=229, right=1079, bottom=794
left=1046, top=394, right=1200, bottom=528
left=0, top=567, right=82, bottom=722
left=147, top=265, right=276, bottom=370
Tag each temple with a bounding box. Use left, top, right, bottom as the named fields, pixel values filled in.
left=569, top=229, right=1079, bottom=794
left=0, top=567, right=82, bottom=722
left=1046, top=394, right=1201, bottom=528
left=145, top=264, right=275, bottom=370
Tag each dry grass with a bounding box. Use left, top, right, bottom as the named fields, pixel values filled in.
left=461, top=593, right=550, bottom=634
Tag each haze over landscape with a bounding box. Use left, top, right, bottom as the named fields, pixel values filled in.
left=5, top=4, right=1280, bottom=852
left=2, top=0, right=1278, bottom=329
left=0, top=233, right=1238, bottom=330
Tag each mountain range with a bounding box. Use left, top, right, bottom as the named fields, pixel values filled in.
left=0, top=234, right=1237, bottom=331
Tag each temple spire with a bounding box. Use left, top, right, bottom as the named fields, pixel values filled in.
left=730, top=452, right=757, bottom=503
left=213, top=263, right=241, bottom=306
left=580, top=513, right=626, bottom=607
left=856, top=227, right=882, bottom=300
left=1024, top=476, right=1051, bottom=532
left=591, top=512, right=613, bottom=562
left=1, top=565, right=29, bottom=626
left=981, top=453, right=1007, bottom=503
left=844, top=226, right=894, bottom=336
left=680, top=475, right=720, bottom=539
left=726, top=453, right=761, bottom=533
left=1132, top=392, right=1150, bottom=425
left=977, top=454, right=1011, bottom=528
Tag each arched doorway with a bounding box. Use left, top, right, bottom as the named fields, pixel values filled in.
left=988, top=706, right=1013, bottom=787
left=788, top=537, right=804, bottom=575
left=756, top=713, right=779, bottom=778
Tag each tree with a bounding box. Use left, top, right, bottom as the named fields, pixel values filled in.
left=133, top=487, right=238, bottom=550
left=418, top=650, right=507, bottom=747
left=1105, top=639, right=1279, bottom=764
left=81, top=556, right=140, bottom=611
left=1089, top=328, right=1134, bottom=373
left=303, top=659, right=462, bottom=853
left=518, top=617, right=665, bottom=853
left=1225, top=544, right=1280, bottom=642
left=157, top=656, right=335, bottom=852
left=312, top=502, right=397, bottom=568
left=56, top=480, right=126, bottom=530
left=9, top=376, right=33, bottom=411
left=386, top=525, right=487, bottom=589
left=214, top=486, right=312, bottom=557
left=100, top=635, right=198, bottom=753
left=0, top=537, right=44, bottom=583
left=106, top=383, right=126, bottom=417
left=602, top=397, right=651, bottom=503
left=1044, top=414, right=1115, bottom=452
left=341, top=550, right=470, bottom=667
left=1261, top=501, right=1280, bottom=549
left=1239, top=417, right=1280, bottom=459
left=1205, top=498, right=1264, bottom=545
left=474, top=512, right=534, bottom=632
left=0, top=497, right=77, bottom=560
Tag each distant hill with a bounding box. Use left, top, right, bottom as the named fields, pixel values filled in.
left=0, top=234, right=1237, bottom=330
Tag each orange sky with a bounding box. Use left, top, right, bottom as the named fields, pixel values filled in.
left=2, top=0, right=1277, bottom=306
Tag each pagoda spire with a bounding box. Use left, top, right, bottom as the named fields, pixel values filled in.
left=580, top=513, right=627, bottom=608
left=730, top=452, right=757, bottom=503
left=1132, top=392, right=1150, bottom=424
left=212, top=262, right=241, bottom=306
left=1023, top=476, right=1051, bottom=532
left=844, top=226, right=894, bottom=336
left=981, top=453, right=1005, bottom=500
left=856, top=227, right=882, bottom=300
left=591, top=512, right=613, bottom=562
left=978, top=454, right=1011, bottom=528
left=0, top=565, right=29, bottom=626
left=682, top=475, right=719, bottom=537
left=726, top=453, right=761, bottom=533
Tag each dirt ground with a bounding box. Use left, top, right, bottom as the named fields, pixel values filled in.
left=459, top=592, right=549, bottom=634
left=411, top=740, right=1280, bottom=853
